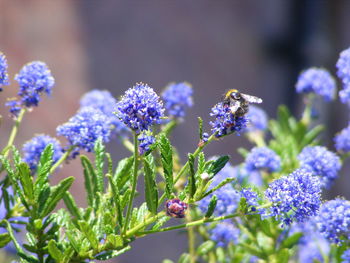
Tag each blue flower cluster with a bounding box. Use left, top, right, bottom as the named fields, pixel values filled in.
left=7, top=61, right=54, bottom=116
left=241, top=188, right=260, bottom=211
left=337, top=46, right=350, bottom=85
left=0, top=52, right=10, bottom=90
left=265, top=169, right=322, bottom=226
left=234, top=164, right=263, bottom=186
left=198, top=162, right=241, bottom=216
left=162, top=82, right=193, bottom=118
left=340, top=86, right=350, bottom=106
left=316, top=199, right=350, bottom=244
left=56, top=107, right=111, bottom=154
left=209, top=102, right=248, bottom=137
left=245, top=147, right=281, bottom=173
left=342, top=249, right=350, bottom=263
left=22, top=134, right=63, bottom=172
left=80, top=90, right=128, bottom=136
left=297, top=146, right=341, bottom=187
left=244, top=105, right=268, bottom=132
left=138, top=132, right=155, bottom=155
left=295, top=68, right=336, bottom=101
left=210, top=221, right=240, bottom=247
left=116, top=83, right=164, bottom=134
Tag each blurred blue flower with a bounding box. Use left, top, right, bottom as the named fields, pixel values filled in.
left=22, top=134, right=63, bottom=173
left=336, top=46, right=350, bottom=85
left=56, top=107, right=111, bottom=154
left=209, top=102, right=248, bottom=137
left=335, top=124, right=350, bottom=153
left=210, top=221, right=240, bottom=247
left=234, top=164, right=263, bottom=187
left=0, top=52, right=10, bottom=90
left=296, top=68, right=336, bottom=101
left=342, top=249, right=350, bottom=263
left=245, top=147, right=281, bottom=173
left=316, top=198, right=350, bottom=244
left=244, top=105, right=268, bottom=132
left=162, top=82, right=193, bottom=118
left=116, top=83, right=164, bottom=134
left=80, top=89, right=128, bottom=136
left=5, top=100, right=22, bottom=117
left=265, top=168, right=322, bottom=226
left=198, top=162, right=241, bottom=216
left=138, top=132, right=155, bottom=155
left=339, top=85, right=350, bottom=106
left=297, top=146, right=341, bottom=187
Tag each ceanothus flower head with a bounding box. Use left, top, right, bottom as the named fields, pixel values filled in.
left=116, top=83, right=165, bottom=134
left=0, top=52, right=10, bottom=89
left=234, top=164, right=263, bottom=186
left=162, top=82, right=193, bottom=118
left=80, top=89, right=128, bottom=136
left=15, top=61, right=54, bottom=108
left=22, top=134, right=63, bottom=172
left=339, top=85, right=350, bottom=106
left=209, top=102, right=248, bottom=138
left=138, top=132, right=155, bottom=155
left=56, top=107, right=111, bottom=154
left=244, top=105, right=268, bottom=132
left=265, top=168, right=322, bottom=226
left=210, top=221, right=240, bottom=247
left=335, top=125, right=350, bottom=153
left=316, top=198, right=350, bottom=244
left=342, top=249, right=350, bottom=263
left=241, top=188, right=261, bottom=212
left=295, top=68, right=336, bottom=101
left=198, top=162, right=241, bottom=216
left=297, top=146, right=341, bottom=187
left=245, top=147, right=281, bottom=173
left=336, top=47, right=350, bottom=85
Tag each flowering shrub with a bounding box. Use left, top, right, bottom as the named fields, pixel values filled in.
left=0, top=47, right=349, bottom=263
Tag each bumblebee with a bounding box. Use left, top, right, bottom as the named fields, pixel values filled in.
left=223, top=89, right=262, bottom=117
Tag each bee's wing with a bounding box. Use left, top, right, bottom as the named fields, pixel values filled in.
left=241, top=93, right=263, bottom=104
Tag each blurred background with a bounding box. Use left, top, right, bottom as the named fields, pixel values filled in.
left=1, top=0, right=350, bottom=262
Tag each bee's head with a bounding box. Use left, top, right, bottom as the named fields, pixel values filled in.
left=230, top=90, right=241, bottom=100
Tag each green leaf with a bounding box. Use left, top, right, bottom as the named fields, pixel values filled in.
left=207, top=155, right=230, bottom=176
left=36, top=144, right=53, bottom=179
left=163, top=260, right=174, bottom=263
left=106, top=152, right=113, bottom=176
left=178, top=253, right=190, bottom=263
left=40, top=176, right=75, bottom=217
left=94, top=245, right=131, bottom=260
left=106, top=234, right=123, bottom=248
left=204, top=195, right=217, bottom=218
left=188, top=153, right=196, bottom=198
left=63, top=192, right=81, bottom=219
left=197, top=240, right=215, bottom=255
left=115, top=157, right=133, bottom=189
left=301, top=124, right=324, bottom=147
left=78, top=220, right=99, bottom=249
left=0, top=233, right=11, bottom=248
left=94, top=138, right=105, bottom=193
left=151, top=216, right=170, bottom=231
left=197, top=152, right=206, bottom=175
left=107, top=174, right=123, bottom=228
left=200, top=177, right=235, bottom=200
left=48, top=239, right=64, bottom=261
left=276, top=248, right=289, bottom=263
left=158, top=134, right=173, bottom=198
left=143, top=154, right=158, bottom=214
left=18, top=163, right=34, bottom=201
left=81, top=155, right=95, bottom=207
left=281, top=232, right=303, bottom=249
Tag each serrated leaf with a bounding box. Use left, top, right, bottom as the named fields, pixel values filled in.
left=115, top=157, right=133, bottom=189
left=106, top=234, right=123, bottom=248
left=197, top=152, right=206, bottom=175
left=281, top=232, right=303, bottom=249
left=207, top=156, right=230, bottom=176
left=18, top=163, right=34, bottom=201
left=94, top=138, right=105, bottom=193
left=188, top=154, right=196, bottom=198
left=143, top=154, right=158, bottom=214
left=78, top=220, right=99, bottom=249
left=40, top=176, right=75, bottom=217
left=48, top=239, right=64, bottom=261
left=81, top=155, right=96, bottom=207
left=63, top=192, right=81, bottom=219
left=158, top=134, right=173, bottom=198
left=151, top=216, right=170, bottom=231
left=205, top=195, right=217, bottom=218
left=36, top=144, right=53, bottom=185
left=107, top=174, right=123, bottom=228
left=0, top=233, right=11, bottom=248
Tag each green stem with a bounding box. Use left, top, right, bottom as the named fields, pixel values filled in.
left=1, top=108, right=26, bottom=157
left=123, top=132, right=139, bottom=234
left=137, top=212, right=239, bottom=236
left=162, top=119, right=178, bottom=136
left=158, top=133, right=216, bottom=205
left=125, top=211, right=166, bottom=237
left=121, top=137, right=134, bottom=153
left=187, top=213, right=196, bottom=263
left=49, top=146, right=74, bottom=174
